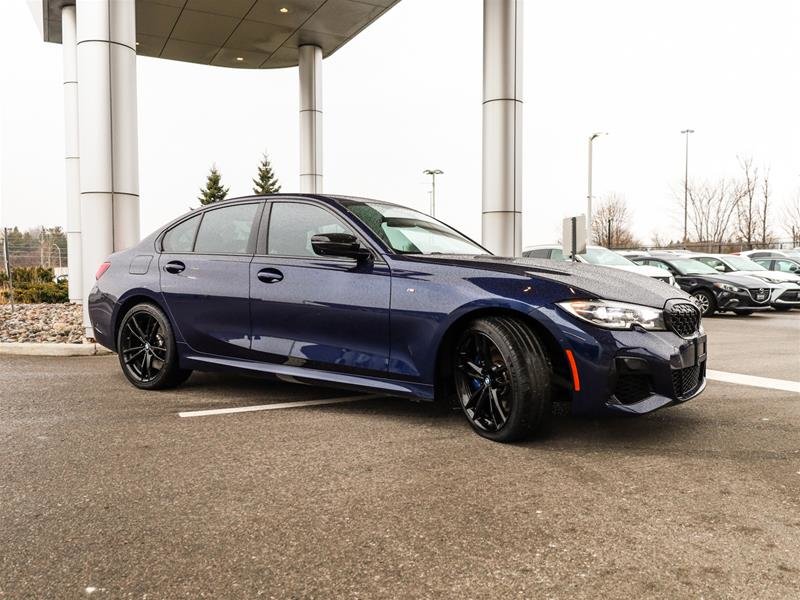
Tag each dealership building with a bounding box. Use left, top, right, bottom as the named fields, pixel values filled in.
left=29, top=0, right=525, bottom=336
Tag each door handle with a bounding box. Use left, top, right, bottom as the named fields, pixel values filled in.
left=257, top=268, right=284, bottom=283
left=164, top=260, right=185, bottom=274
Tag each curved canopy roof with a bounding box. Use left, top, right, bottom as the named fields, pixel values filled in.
left=37, top=0, right=400, bottom=69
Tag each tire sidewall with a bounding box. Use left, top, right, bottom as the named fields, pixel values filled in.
left=454, top=318, right=548, bottom=443
left=117, top=303, right=179, bottom=390
left=692, top=290, right=716, bottom=316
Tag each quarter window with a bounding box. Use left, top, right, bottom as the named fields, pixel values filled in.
left=162, top=214, right=200, bottom=253
left=268, top=203, right=351, bottom=257
left=194, top=203, right=259, bottom=255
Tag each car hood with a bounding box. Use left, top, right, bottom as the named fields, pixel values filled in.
left=404, top=254, right=692, bottom=308
left=734, top=270, right=800, bottom=283
left=682, top=272, right=776, bottom=288
left=606, top=264, right=672, bottom=279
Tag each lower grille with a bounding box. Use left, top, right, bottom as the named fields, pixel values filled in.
left=778, top=289, right=800, bottom=302
left=614, top=374, right=653, bottom=405
left=672, top=364, right=703, bottom=398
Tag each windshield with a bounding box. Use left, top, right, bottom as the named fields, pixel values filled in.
left=724, top=256, right=766, bottom=271
left=339, top=200, right=488, bottom=255
left=671, top=258, right=718, bottom=275
left=580, top=247, right=636, bottom=267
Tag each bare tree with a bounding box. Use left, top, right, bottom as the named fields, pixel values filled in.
left=759, top=170, right=773, bottom=245
left=782, top=191, right=800, bottom=246
left=591, top=193, right=640, bottom=248
left=736, top=157, right=759, bottom=248
left=685, top=179, right=742, bottom=244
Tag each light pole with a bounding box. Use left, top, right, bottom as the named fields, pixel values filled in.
left=587, top=132, right=607, bottom=240
left=681, top=129, right=695, bottom=243
left=423, top=169, right=443, bottom=217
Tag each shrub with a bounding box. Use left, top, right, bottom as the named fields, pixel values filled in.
left=1, top=267, right=68, bottom=304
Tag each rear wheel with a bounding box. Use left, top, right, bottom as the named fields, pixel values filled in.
left=453, top=317, right=551, bottom=443
left=692, top=290, right=716, bottom=317
left=117, top=303, right=192, bottom=390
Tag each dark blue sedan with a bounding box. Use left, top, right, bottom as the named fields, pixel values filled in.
left=88, top=194, right=707, bottom=442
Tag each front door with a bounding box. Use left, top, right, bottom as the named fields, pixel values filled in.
left=249, top=201, right=391, bottom=375
left=159, top=201, right=262, bottom=358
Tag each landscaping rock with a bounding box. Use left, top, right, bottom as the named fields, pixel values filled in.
left=0, top=303, right=86, bottom=344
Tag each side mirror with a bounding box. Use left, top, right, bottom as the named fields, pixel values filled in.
left=790, top=265, right=799, bottom=272
left=715, top=265, right=725, bottom=272
left=311, top=233, right=371, bottom=262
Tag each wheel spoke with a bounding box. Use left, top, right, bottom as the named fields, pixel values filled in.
left=124, top=348, right=145, bottom=365
left=489, top=388, right=507, bottom=425
left=464, top=383, right=486, bottom=409
left=125, top=322, right=146, bottom=345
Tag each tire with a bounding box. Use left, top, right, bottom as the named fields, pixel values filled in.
left=735, top=310, right=754, bottom=316
left=692, top=289, right=716, bottom=317
left=773, top=306, right=793, bottom=312
left=116, top=302, right=192, bottom=390
left=452, top=317, right=551, bottom=443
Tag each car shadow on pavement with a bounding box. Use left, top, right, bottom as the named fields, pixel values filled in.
left=172, top=372, right=707, bottom=452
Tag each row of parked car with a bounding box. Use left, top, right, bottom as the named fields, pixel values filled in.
left=522, top=246, right=800, bottom=316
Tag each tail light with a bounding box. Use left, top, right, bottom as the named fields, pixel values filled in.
left=95, top=261, right=111, bottom=280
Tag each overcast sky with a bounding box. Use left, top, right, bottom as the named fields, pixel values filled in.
left=1, top=0, right=798, bottom=246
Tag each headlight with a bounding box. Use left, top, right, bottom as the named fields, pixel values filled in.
left=713, top=282, right=743, bottom=293
left=556, top=300, right=666, bottom=331
left=756, top=276, right=780, bottom=284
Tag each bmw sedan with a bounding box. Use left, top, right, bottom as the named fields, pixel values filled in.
left=88, top=195, right=707, bottom=442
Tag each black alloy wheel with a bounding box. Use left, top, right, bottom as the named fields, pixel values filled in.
left=453, top=317, right=551, bottom=442
left=117, top=303, right=191, bottom=390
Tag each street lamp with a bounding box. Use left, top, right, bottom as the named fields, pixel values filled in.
left=423, top=169, right=443, bottom=217
left=681, top=129, right=695, bottom=243
left=587, top=132, right=607, bottom=240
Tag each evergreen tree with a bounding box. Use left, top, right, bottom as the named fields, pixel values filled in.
left=252, top=152, right=281, bottom=195
left=198, top=164, right=229, bottom=205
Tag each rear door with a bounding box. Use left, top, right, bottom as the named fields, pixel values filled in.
left=159, top=201, right=263, bottom=358
left=249, top=200, right=391, bottom=375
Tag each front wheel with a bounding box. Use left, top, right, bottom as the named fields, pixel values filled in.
left=773, top=306, right=793, bottom=312
left=453, top=317, right=551, bottom=443
left=117, top=303, right=192, bottom=390
left=692, top=290, right=716, bottom=317
left=735, top=310, right=754, bottom=316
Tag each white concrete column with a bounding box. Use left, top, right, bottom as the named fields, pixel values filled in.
left=76, top=0, right=140, bottom=336
left=482, top=0, right=523, bottom=257
left=299, top=45, right=323, bottom=193
left=62, top=5, right=82, bottom=304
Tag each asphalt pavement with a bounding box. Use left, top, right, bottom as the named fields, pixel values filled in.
left=1, top=312, right=799, bottom=599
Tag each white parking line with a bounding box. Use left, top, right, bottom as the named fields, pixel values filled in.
left=707, top=370, right=800, bottom=394
left=178, top=394, right=380, bottom=418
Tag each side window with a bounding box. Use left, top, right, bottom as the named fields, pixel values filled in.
left=775, top=260, right=796, bottom=273
left=194, top=203, right=259, bottom=255
left=523, top=249, right=551, bottom=258
left=753, top=259, right=771, bottom=269
left=650, top=260, right=674, bottom=274
left=268, top=202, right=351, bottom=257
left=162, top=214, right=201, bottom=253
left=696, top=257, right=725, bottom=272
left=550, top=249, right=566, bottom=261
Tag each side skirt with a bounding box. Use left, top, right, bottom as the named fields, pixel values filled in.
left=178, top=347, right=435, bottom=401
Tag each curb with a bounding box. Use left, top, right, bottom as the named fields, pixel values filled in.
left=0, top=342, right=114, bottom=357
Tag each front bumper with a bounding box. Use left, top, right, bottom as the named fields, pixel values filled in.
left=771, top=286, right=800, bottom=306
left=715, top=287, right=772, bottom=312
left=543, top=309, right=708, bottom=416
